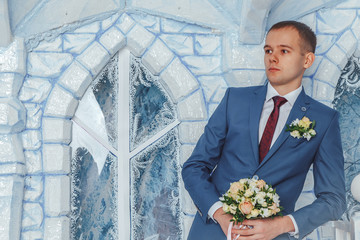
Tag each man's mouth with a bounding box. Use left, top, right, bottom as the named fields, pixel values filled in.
left=268, top=67, right=280, bottom=72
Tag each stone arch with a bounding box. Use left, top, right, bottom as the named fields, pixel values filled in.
left=39, top=13, right=206, bottom=238
left=312, top=17, right=360, bottom=104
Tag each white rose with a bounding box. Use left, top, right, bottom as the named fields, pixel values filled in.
left=244, top=189, right=254, bottom=198
left=223, top=203, right=230, bottom=212
left=309, top=129, right=316, bottom=136
left=261, top=208, right=271, bottom=218
left=290, top=130, right=301, bottom=138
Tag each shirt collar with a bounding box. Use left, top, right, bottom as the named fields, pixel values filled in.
left=265, top=83, right=302, bottom=106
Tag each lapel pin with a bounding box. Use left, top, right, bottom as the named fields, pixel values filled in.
left=301, top=107, right=306, bottom=112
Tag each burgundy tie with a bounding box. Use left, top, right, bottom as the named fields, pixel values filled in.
left=259, top=96, right=287, bottom=163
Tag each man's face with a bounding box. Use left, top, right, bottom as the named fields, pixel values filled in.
left=264, top=27, right=313, bottom=94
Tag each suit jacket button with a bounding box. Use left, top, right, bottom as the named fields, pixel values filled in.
left=253, top=175, right=259, bottom=180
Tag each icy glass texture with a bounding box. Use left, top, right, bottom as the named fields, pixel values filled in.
left=129, top=55, right=176, bottom=151
left=131, top=130, right=182, bottom=240
left=334, top=54, right=360, bottom=220
left=71, top=148, right=118, bottom=240
left=92, top=55, right=118, bottom=149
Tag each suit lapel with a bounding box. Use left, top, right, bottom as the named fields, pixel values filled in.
left=249, top=85, right=267, bottom=164
left=257, top=88, right=311, bottom=169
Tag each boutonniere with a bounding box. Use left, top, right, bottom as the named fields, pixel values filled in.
left=286, top=116, right=316, bottom=141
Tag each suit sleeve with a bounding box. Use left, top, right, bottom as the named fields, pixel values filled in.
left=181, top=88, right=230, bottom=223
left=292, top=111, right=346, bottom=238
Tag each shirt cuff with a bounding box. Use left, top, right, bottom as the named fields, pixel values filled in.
left=287, top=214, right=299, bottom=238
left=208, top=201, right=223, bottom=223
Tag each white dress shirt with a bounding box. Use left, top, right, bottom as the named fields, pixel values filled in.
left=208, top=84, right=302, bottom=237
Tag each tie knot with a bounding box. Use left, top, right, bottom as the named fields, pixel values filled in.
left=273, top=96, right=287, bottom=108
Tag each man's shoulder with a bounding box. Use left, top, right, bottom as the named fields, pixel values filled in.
left=305, top=93, right=338, bottom=116
left=227, top=85, right=264, bottom=95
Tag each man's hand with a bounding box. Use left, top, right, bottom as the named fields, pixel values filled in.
left=213, top=207, right=233, bottom=236
left=231, top=216, right=295, bottom=240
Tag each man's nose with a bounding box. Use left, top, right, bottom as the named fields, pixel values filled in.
left=270, top=54, right=278, bottom=63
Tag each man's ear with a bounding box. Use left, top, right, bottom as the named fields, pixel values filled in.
left=304, top=52, right=315, bottom=69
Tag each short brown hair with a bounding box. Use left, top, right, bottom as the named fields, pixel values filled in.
left=268, top=21, right=317, bottom=54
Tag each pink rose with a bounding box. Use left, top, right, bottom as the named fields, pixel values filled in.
left=239, top=201, right=253, bottom=215
left=256, top=180, right=266, bottom=189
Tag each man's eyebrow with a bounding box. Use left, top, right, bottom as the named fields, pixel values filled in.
left=263, top=44, right=294, bottom=49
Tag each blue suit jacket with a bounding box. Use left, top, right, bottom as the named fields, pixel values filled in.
left=182, top=85, right=346, bottom=239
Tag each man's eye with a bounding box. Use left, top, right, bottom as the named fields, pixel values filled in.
left=265, top=49, right=272, bottom=54
left=282, top=50, right=289, bottom=54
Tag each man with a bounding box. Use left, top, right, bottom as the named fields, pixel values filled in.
left=182, top=21, right=346, bottom=240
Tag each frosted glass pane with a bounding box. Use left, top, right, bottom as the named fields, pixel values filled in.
left=71, top=147, right=118, bottom=239
left=334, top=54, right=360, bottom=219
left=129, top=55, right=176, bottom=151
left=93, top=55, right=118, bottom=149
left=131, top=129, right=182, bottom=240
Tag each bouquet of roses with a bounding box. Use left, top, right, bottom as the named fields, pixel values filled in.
left=220, top=178, right=283, bottom=224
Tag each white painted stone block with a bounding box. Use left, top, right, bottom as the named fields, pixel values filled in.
left=42, top=118, right=72, bottom=144
left=160, top=34, right=193, bottom=56
left=126, top=24, right=155, bottom=57
left=317, top=9, right=356, bottom=34
left=0, top=73, right=23, bottom=97
left=74, top=22, right=100, bottom=34
left=326, top=44, right=348, bottom=70
left=179, top=144, right=195, bottom=165
left=19, top=77, right=52, bottom=103
left=36, top=38, right=62, bottom=52
left=316, top=34, right=337, bottom=55
left=58, top=61, right=92, bottom=98
left=314, top=58, right=341, bottom=87
left=22, top=203, right=43, bottom=229
left=195, top=35, right=221, bottom=55
left=24, top=151, right=42, bottom=174
left=100, top=26, right=126, bottom=55
left=179, top=122, right=206, bottom=144
left=102, top=12, right=121, bottom=30
left=178, top=90, right=207, bottom=121
left=0, top=176, right=24, bottom=240
left=25, top=103, right=42, bottom=129
left=63, top=33, right=96, bottom=55
left=44, top=85, right=78, bottom=118
left=225, top=42, right=264, bottom=69
left=302, top=77, right=313, bottom=97
left=183, top=55, right=222, bottom=75
left=44, top=217, right=70, bottom=240
left=142, top=39, right=174, bottom=75
left=116, top=13, right=135, bottom=34
left=0, top=163, right=25, bottom=175
left=225, top=70, right=265, bottom=87
left=43, top=144, right=70, bottom=174
left=21, top=231, right=43, bottom=240
left=198, top=75, right=227, bottom=102
left=28, top=52, right=73, bottom=77
left=352, top=16, right=360, bottom=40
left=45, top=176, right=70, bottom=216
left=24, top=175, right=43, bottom=201
left=22, top=130, right=41, bottom=150
left=160, top=58, right=199, bottom=102
left=304, top=56, right=322, bottom=77
left=0, top=38, right=26, bottom=75
left=0, top=98, right=26, bottom=134
left=0, top=134, right=25, bottom=163
left=295, top=192, right=316, bottom=211
left=337, top=30, right=357, bottom=58
left=77, top=42, right=110, bottom=77
left=313, top=80, right=336, bottom=102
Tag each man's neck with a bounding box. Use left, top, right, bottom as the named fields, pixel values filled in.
left=270, top=82, right=302, bottom=96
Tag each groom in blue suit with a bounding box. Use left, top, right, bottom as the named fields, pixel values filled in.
left=182, top=21, right=346, bottom=239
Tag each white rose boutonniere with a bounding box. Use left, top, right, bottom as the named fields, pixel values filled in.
left=286, top=116, right=316, bottom=141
